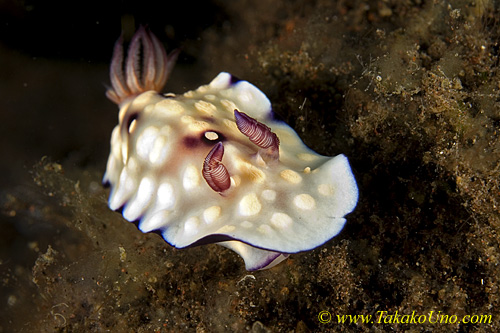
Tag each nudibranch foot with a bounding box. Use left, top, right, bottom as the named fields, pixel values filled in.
left=104, top=29, right=359, bottom=271
left=106, top=26, right=179, bottom=106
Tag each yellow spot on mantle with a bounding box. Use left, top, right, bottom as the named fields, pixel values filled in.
left=239, top=193, right=262, bottom=216
left=181, top=115, right=210, bottom=131
left=280, top=169, right=302, bottom=184
left=318, top=184, right=335, bottom=196
left=183, top=164, right=200, bottom=190
left=270, top=212, right=293, bottom=229
left=155, top=99, right=185, bottom=114
left=195, top=100, right=217, bottom=115
left=297, top=153, right=318, bottom=162
left=237, top=160, right=265, bottom=183
left=203, top=206, right=221, bottom=224
left=293, top=194, right=316, bottom=210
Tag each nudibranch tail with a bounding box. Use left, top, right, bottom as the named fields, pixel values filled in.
left=218, top=241, right=289, bottom=271
left=234, top=109, right=280, bottom=161
left=202, top=142, right=231, bottom=193
left=106, top=26, right=179, bottom=105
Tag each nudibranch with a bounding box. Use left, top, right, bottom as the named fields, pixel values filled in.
left=103, top=27, right=358, bottom=271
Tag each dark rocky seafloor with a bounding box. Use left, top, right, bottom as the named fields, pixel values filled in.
left=1, top=0, right=499, bottom=331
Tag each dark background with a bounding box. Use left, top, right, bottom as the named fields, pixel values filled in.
left=1, top=1, right=499, bottom=331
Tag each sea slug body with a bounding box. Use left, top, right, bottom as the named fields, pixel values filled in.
left=103, top=27, right=358, bottom=271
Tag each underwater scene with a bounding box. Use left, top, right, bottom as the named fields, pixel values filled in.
left=0, top=0, right=499, bottom=331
